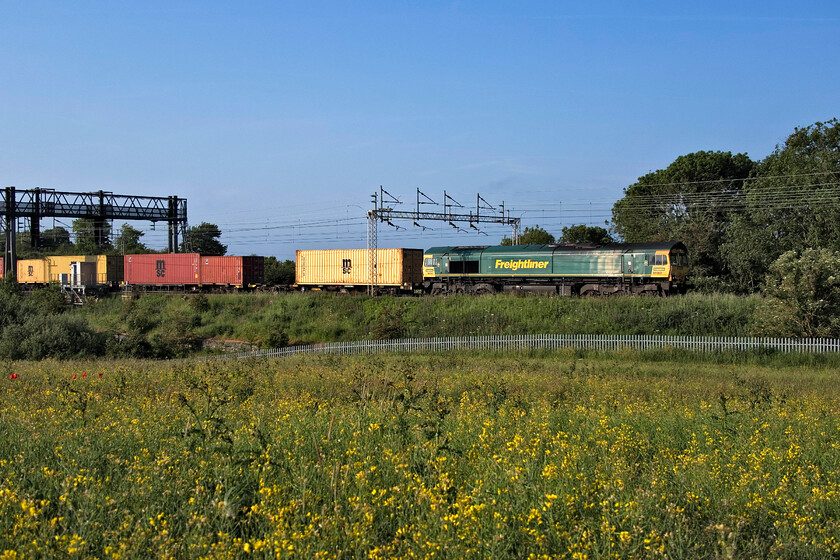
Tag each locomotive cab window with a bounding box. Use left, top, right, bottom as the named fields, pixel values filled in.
left=654, top=255, right=668, bottom=266
left=424, top=258, right=438, bottom=267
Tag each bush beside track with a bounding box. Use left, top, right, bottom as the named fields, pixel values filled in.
left=0, top=283, right=760, bottom=360
left=75, top=292, right=757, bottom=358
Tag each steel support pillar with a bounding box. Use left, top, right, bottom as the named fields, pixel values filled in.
left=367, top=209, right=378, bottom=295
left=3, top=187, right=16, bottom=277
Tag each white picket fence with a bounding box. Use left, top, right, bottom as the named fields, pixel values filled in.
left=223, top=334, right=840, bottom=360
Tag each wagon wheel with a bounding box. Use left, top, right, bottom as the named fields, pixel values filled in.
left=473, top=284, right=495, bottom=295
left=640, top=286, right=661, bottom=297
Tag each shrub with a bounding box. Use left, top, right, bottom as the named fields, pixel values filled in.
left=755, top=248, right=840, bottom=337
left=0, top=314, right=105, bottom=360
left=369, top=305, right=407, bottom=339
left=27, top=284, right=67, bottom=315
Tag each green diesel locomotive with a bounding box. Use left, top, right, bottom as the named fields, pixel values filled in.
left=422, top=242, right=688, bottom=296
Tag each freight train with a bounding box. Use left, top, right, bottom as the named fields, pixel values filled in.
left=9, top=241, right=688, bottom=296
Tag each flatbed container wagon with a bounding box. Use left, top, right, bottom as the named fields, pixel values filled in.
left=295, top=249, right=423, bottom=292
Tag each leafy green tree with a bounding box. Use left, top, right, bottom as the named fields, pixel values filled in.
left=611, top=151, right=755, bottom=283
left=500, top=225, right=555, bottom=246
left=72, top=218, right=112, bottom=253
left=1, top=231, right=37, bottom=259
left=558, top=224, right=613, bottom=244
left=264, top=256, right=295, bottom=285
left=41, top=227, right=73, bottom=252
left=180, top=222, right=227, bottom=255
left=114, top=224, right=151, bottom=254
left=754, top=248, right=840, bottom=338
left=723, top=119, right=840, bottom=292
left=1, top=230, right=68, bottom=258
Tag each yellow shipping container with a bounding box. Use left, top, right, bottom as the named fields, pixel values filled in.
left=296, top=249, right=423, bottom=289
left=17, top=259, right=50, bottom=284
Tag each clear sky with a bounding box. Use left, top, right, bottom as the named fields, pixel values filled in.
left=2, top=1, right=838, bottom=259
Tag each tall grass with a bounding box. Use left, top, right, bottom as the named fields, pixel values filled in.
left=78, top=293, right=759, bottom=350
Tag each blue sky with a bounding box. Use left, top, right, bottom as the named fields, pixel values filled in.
left=2, top=1, right=838, bottom=259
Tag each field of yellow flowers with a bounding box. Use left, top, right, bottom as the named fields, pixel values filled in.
left=1, top=351, right=839, bottom=559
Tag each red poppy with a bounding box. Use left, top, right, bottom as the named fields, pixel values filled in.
left=72, top=374, right=77, bottom=380
left=82, top=373, right=87, bottom=378
left=9, top=374, right=17, bottom=380
left=98, top=373, right=103, bottom=378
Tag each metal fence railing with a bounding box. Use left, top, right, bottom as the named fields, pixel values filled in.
left=220, top=335, right=840, bottom=361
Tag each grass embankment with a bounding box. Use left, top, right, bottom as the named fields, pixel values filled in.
left=1, top=352, right=839, bottom=558
left=78, top=292, right=758, bottom=352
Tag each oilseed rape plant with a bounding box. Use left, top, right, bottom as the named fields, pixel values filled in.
left=0, top=352, right=839, bottom=558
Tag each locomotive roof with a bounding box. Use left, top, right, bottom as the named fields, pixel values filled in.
left=426, top=242, right=686, bottom=254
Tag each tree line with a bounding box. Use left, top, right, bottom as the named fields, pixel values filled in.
left=504, top=119, right=840, bottom=287
left=5, top=220, right=299, bottom=286
left=5, top=221, right=229, bottom=258
left=611, top=118, right=840, bottom=294
left=501, top=118, right=840, bottom=337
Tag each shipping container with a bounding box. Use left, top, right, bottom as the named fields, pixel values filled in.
left=45, top=255, right=123, bottom=286
left=295, top=249, right=423, bottom=289
left=0, top=257, right=4, bottom=279
left=17, top=259, right=50, bottom=284
left=125, top=253, right=201, bottom=286
left=200, top=256, right=264, bottom=287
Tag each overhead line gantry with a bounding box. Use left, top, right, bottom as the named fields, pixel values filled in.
left=366, top=186, right=521, bottom=294
left=2, top=186, right=188, bottom=276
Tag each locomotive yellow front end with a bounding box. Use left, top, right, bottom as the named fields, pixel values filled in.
left=647, top=244, right=688, bottom=295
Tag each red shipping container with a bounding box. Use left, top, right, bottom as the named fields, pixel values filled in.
left=200, top=256, right=264, bottom=286
left=124, top=254, right=201, bottom=286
